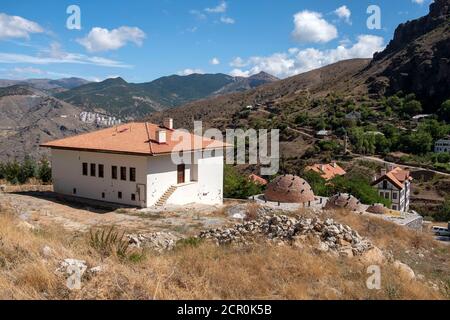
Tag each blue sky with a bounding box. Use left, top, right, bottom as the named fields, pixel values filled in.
left=0, top=0, right=432, bottom=83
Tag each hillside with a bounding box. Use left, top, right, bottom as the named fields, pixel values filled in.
left=55, top=72, right=278, bottom=118
left=0, top=197, right=447, bottom=300
left=0, top=77, right=90, bottom=95
left=366, top=0, right=450, bottom=109
left=146, top=58, right=371, bottom=130
left=0, top=86, right=98, bottom=161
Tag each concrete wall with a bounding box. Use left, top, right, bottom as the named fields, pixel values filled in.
left=51, top=149, right=148, bottom=207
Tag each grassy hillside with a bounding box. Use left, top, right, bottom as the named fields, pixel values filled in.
left=0, top=202, right=448, bottom=300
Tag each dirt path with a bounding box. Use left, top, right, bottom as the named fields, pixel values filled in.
left=0, top=191, right=230, bottom=236
left=354, top=155, right=450, bottom=177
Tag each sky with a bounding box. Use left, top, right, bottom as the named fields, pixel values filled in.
left=0, top=0, right=433, bottom=83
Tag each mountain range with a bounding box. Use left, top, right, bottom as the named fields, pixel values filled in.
left=54, top=72, right=279, bottom=118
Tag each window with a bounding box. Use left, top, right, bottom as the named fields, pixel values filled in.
left=120, top=167, right=127, bottom=181
left=382, top=181, right=388, bottom=189
left=118, top=191, right=122, bottom=199
left=392, top=192, right=398, bottom=200
left=130, top=168, right=136, bottom=182
left=112, top=166, right=118, bottom=180
left=98, top=164, right=104, bottom=178
left=101, top=192, right=105, bottom=199
left=82, top=163, right=88, bottom=176
left=73, top=188, right=77, bottom=195
left=392, top=205, right=398, bottom=210
left=385, top=192, right=390, bottom=199
left=131, top=193, right=136, bottom=201
left=90, top=163, right=96, bottom=177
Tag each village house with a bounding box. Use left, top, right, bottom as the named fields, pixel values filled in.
left=371, top=166, right=412, bottom=212
left=345, top=111, right=361, bottom=120
left=305, top=162, right=346, bottom=181
left=41, top=119, right=230, bottom=208
left=434, top=136, right=450, bottom=153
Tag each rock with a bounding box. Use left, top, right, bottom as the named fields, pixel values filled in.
left=393, top=260, right=416, bottom=280
left=126, top=232, right=180, bottom=252
left=339, top=247, right=354, bottom=258
left=89, top=265, right=106, bottom=274
left=42, top=245, right=54, bottom=258
left=198, top=214, right=372, bottom=256
left=0, top=185, right=6, bottom=192
left=316, top=242, right=329, bottom=252
left=57, top=259, right=88, bottom=275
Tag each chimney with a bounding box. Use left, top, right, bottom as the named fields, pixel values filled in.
left=331, top=162, right=337, bottom=168
left=163, top=118, right=173, bottom=130
left=156, top=129, right=167, bottom=144
left=380, top=168, right=387, bottom=176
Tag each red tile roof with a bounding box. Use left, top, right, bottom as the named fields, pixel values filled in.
left=372, top=167, right=412, bottom=189
left=41, top=122, right=231, bottom=156
left=248, top=174, right=268, bottom=186
left=305, top=162, right=346, bottom=181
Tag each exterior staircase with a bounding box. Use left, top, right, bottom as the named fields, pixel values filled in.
left=155, top=185, right=177, bottom=207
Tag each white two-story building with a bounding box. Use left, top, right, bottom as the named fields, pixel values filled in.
left=41, top=119, right=230, bottom=208
left=434, top=136, right=450, bottom=153
left=372, top=166, right=412, bottom=212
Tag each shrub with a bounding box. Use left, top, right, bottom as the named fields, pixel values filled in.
left=37, top=158, right=52, bottom=183
left=224, top=165, right=264, bottom=199
left=89, top=226, right=130, bottom=259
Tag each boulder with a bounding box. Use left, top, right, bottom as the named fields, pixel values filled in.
left=393, top=260, right=416, bottom=280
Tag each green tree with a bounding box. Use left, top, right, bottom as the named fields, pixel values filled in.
left=223, top=165, right=263, bottom=199
left=38, top=158, right=52, bottom=183
left=438, top=99, right=450, bottom=122
left=401, top=100, right=422, bottom=117
left=18, top=156, right=37, bottom=184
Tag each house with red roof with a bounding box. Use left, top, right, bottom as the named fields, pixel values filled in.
left=248, top=174, right=268, bottom=186
left=305, top=162, right=346, bottom=181
left=371, top=166, right=413, bottom=212
left=41, top=119, right=231, bottom=208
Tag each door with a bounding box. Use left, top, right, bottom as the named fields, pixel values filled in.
left=136, top=184, right=146, bottom=207
left=177, top=164, right=185, bottom=184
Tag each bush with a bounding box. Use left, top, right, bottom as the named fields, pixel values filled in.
left=0, top=157, right=51, bottom=184
left=89, top=226, right=130, bottom=259
left=37, top=158, right=52, bottom=183
left=224, top=165, right=264, bottom=199
left=435, top=199, right=450, bottom=222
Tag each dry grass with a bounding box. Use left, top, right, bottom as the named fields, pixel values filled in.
left=0, top=204, right=448, bottom=300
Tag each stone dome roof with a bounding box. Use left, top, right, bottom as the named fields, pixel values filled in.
left=367, top=203, right=387, bottom=215
left=264, top=174, right=315, bottom=203
left=325, top=193, right=362, bottom=211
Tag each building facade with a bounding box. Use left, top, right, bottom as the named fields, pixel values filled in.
left=434, top=136, right=450, bottom=153
left=371, top=167, right=412, bottom=212
left=42, top=120, right=229, bottom=208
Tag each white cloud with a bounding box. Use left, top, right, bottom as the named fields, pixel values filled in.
left=205, top=2, right=227, bottom=13
left=412, top=0, right=426, bottom=4
left=190, top=9, right=207, bottom=20
left=0, top=42, right=131, bottom=68
left=220, top=16, right=235, bottom=24
left=228, top=35, right=385, bottom=78
left=229, top=69, right=250, bottom=77
left=334, top=5, right=352, bottom=24
left=292, top=10, right=338, bottom=43
left=77, top=26, right=146, bottom=53
left=0, top=13, right=44, bottom=40
left=178, top=68, right=204, bottom=76
left=230, top=57, right=247, bottom=68
left=12, top=66, right=45, bottom=74
left=210, top=57, right=220, bottom=65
